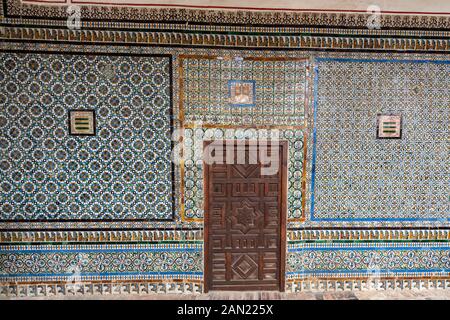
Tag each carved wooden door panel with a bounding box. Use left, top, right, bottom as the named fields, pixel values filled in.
left=204, top=141, right=287, bottom=292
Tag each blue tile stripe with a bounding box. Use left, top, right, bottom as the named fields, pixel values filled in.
left=287, top=269, right=449, bottom=275
left=1, top=272, right=203, bottom=278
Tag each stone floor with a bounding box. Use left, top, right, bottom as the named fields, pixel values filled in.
left=5, top=289, right=450, bottom=300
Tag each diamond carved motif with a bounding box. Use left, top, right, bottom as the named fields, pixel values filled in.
left=233, top=164, right=259, bottom=178
left=232, top=254, right=258, bottom=279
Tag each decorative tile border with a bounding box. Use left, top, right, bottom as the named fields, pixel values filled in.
left=0, top=244, right=203, bottom=282
left=286, top=277, right=450, bottom=292
left=287, top=243, right=450, bottom=278
left=1, top=27, right=449, bottom=52
left=0, top=230, right=204, bottom=243
left=0, top=280, right=203, bottom=297
left=2, top=278, right=450, bottom=297
left=287, top=229, right=450, bottom=242
left=2, top=229, right=449, bottom=244
left=2, top=2, right=450, bottom=53
left=4, top=0, right=450, bottom=31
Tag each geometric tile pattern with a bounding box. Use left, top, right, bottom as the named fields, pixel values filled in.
left=69, top=110, right=96, bottom=136
left=0, top=244, right=202, bottom=282
left=181, top=57, right=307, bottom=126
left=0, top=52, right=173, bottom=220
left=0, top=40, right=448, bottom=295
left=287, top=243, right=450, bottom=277
left=182, top=127, right=304, bottom=220
left=310, top=58, right=450, bottom=221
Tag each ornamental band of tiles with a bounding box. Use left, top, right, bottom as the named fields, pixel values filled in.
left=0, top=0, right=449, bottom=297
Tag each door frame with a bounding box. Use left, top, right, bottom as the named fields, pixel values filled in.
left=203, top=140, right=288, bottom=293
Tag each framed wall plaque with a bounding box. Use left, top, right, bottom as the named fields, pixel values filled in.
left=376, top=114, right=402, bottom=139
left=228, top=80, right=256, bottom=107
left=69, top=110, right=96, bottom=136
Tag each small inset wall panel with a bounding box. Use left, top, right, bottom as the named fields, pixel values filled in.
left=377, top=114, right=402, bottom=139
left=69, top=110, right=96, bottom=136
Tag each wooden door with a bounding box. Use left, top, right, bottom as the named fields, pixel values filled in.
left=204, top=141, right=287, bottom=292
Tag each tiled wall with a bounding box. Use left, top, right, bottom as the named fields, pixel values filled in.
left=181, top=57, right=307, bottom=126
left=309, top=58, right=449, bottom=222
left=0, top=52, right=173, bottom=221
left=0, top=45, right=448, bottom=294
left=287, top=243, right=450, bottom=278
left=1, top=244, right=202, bottom=282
